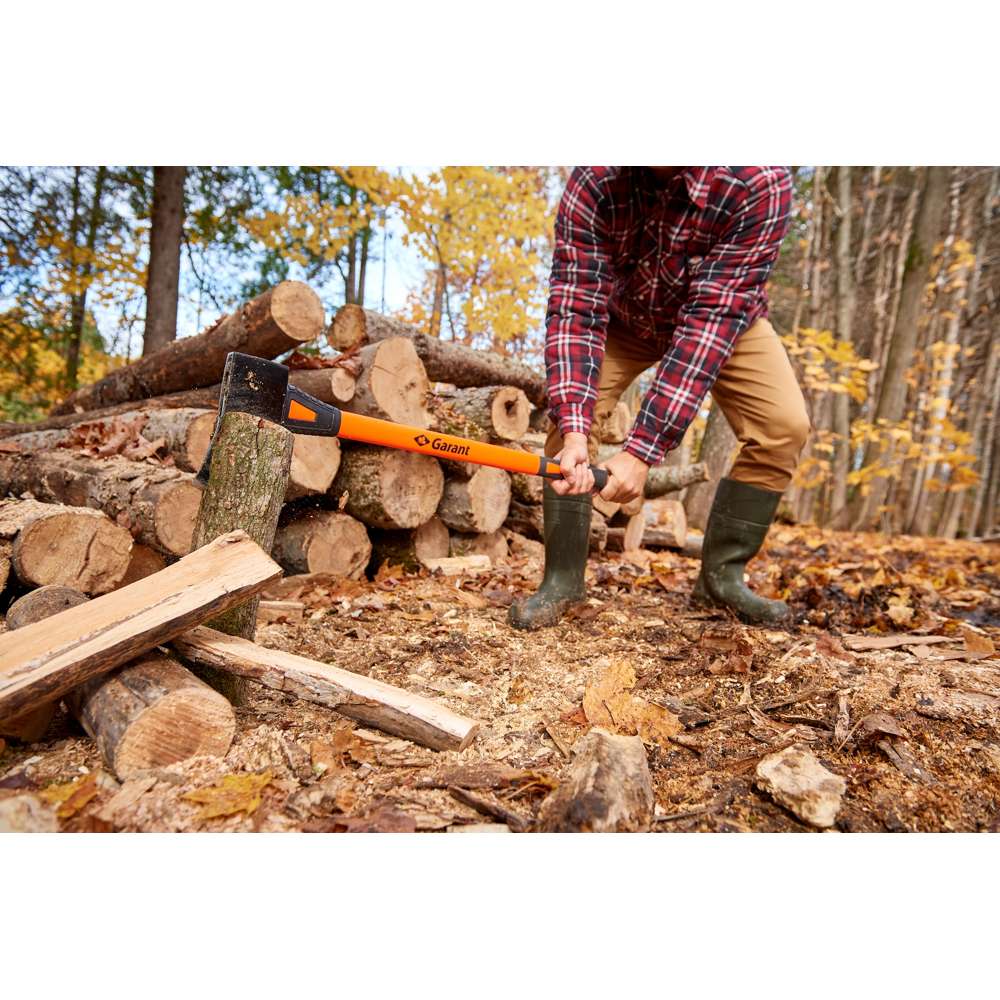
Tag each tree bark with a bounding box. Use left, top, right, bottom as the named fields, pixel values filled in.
left=144, top=166, right=187, bottom=356
left=330, top=305, right=546, bottom=406
left=172, top=625, right=481, bottom=751
left=0, top=530, right=281, bottom=721
left=332, top=445, right=444, bottom=530
left=0, top=498, right=132, bottom=594
left=538, top=729, right=654, bottom=832
left=52, top=281, right=324, bottom=415
left=272, top=510, right=370, bottom=579
left=0, top=450, right=203, bottom=556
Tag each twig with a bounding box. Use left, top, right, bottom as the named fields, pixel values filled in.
left=448, top=785, right=529, bottom=832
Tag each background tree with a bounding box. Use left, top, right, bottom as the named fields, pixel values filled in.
left=143, top=166, right=187, bottom=355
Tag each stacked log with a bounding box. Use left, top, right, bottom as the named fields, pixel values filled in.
left=273, top=510, right=371, bottom=579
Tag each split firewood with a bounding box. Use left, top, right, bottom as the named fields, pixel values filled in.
left=338, top=337, right=431, bottom=428
left=0, top=530, right=281, bottom=721
left=449, top=530, right=508, bottom=564
left=368, top=517, right=450, bottom=573
left=0, top=498, right=133, bottom=594
left=329, top=304, right=546, bottom=406
left=606, top=513, right=646, bottom=553
left=422, top=555, right=492, bottom=576
left=272, top=510, right=371, bottom=579
left=538, top=728, right=655, bottom=832
left=436, top=467, right=511, bottom=535
left=620, top=493, right=645, bottom=517
left=598, top=400, right=631, bottom=444
left=191, top=411, right=292, bottom=702
left=172, top=625, right=481, bottom=751
left=51, top=282, right=324, bottom=416
left=0, top=586, right=89, bottom=742
left=0, top=451, right=202, bottom=557
left=333, top=445, right=444, bottom=531
left=256, top=600, right=305, bottom=624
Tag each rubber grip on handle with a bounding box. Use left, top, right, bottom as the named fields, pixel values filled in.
left=591, top=466, right=609, bottom=492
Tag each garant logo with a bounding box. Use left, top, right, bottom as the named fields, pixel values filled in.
left=431, top=437, right=470, bottom=457
left=413, top=434, right=430, bottom=446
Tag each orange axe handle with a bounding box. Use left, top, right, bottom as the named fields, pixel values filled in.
left=334, top=410, right=610, bottom=490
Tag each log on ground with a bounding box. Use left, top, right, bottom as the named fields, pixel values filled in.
left=172, top=625, right=481, bottom=751
left=0, top=451, right=202, bottom=557
left=642, top=500, right=687, bottom=549
left=449, top=530, right=508, bottom=564
left=51, top=282, right=324, bottom=415
left=436, top=467, right=511, bottom=534
left=368, top=517, right=449, bottom=573
left=272, top=509, right=371, bottom=579
left=0, top=530, right=280, bottom=721
left=0, top=586, right=89, bottom=742
left=333, top=445, right=444, bottom=530
left=330, top=304, right=546, bottom=406
left=0, top=498, right=133, bottom=594
left=538, top=728, right=655, bottom=832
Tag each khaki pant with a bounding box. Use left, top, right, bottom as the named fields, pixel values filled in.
left=545, top=317, right=810, bottom=492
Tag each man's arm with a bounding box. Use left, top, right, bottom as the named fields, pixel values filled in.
left=623, top=169, right=793, bottom=467
left=544, top=168, right=615, bottom=443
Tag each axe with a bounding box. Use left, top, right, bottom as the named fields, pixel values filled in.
left=195, top=352, right=610, bottom=491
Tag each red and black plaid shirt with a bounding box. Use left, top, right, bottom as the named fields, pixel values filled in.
left=545, top=166, right=793, bottom=465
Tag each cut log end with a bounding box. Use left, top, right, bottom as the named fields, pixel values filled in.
left=273, top=510, right=371, bottom=579
left=437, top=467, right=512, bottom=535
left=336, top=447, right=445, bottom=530
left=344, top=337, right=431, bottom=427
left=286, top=436, right=342, bottom=500
left=329, top=302, right=367, bottom=351
left=155, top=480, right=204, bottom=556
left=269, top=280, right=326, bottom=344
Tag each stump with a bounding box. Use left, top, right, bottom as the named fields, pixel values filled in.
left=66, top=651, right=236, bottom=780
left=368, top=517, right=450, bottom=573
left=340, top=338, right=431, bottom=427
left=538, top=728, right=654, bottom=832
left=0, top=499, right=133, bottom=594
left=192, top=411, right=293, bottom=700
left=436, top=467, right=511, bottom=534
left=333, top=446, right=444, bottom=530
left=272, top=510, right=371, bottom=579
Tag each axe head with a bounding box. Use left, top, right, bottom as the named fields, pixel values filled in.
left=194, top=352, right=341, bottom=487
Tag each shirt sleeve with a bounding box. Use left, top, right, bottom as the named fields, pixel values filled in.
left=623, top=169, right=793, bottom=466
left=544, top=168, right=615, bottom=440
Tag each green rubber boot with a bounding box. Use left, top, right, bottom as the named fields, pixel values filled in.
left=692, top=478, right=790, bottom=624
left=508, top=484, right=591, bottom=630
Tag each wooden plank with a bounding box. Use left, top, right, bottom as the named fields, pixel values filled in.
left=172, top=625, right=481, bottom=752
left=0, top=531, right=281, bottom=720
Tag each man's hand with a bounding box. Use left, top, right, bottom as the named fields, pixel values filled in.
left=598, top=450, right=649, bottom=504
left=551, top=432, right=594, bottom=495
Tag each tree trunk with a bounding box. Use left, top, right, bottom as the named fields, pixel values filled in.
left=52, top=281, right=324, bottom=415
left=0, top=498, right=133, bottom=594
left=368, top=517, right=450, bottom=573
left=0, top=450, right=203, bottom=556
left=436, top=467, right=512, bottom=534
left=683, top=402, right=737, bottom=529
left=332, top=445, right=444, bottom=530
left=853, top=167, right=949, bottom=530
left=330, top=305, right=546, bottom=406
left=144, top=166, right=187, bottom=356
left=272, top=510, right=371, bottom=578
left=0, top=531, right=281, bottom=721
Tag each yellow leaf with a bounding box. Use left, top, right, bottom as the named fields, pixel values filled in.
left=40, top=772, right=99, bottom=819
left=183, top=771, right=273, bottom=820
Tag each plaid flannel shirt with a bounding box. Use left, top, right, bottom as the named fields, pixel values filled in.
left=545, top=166, right=793, bottom=465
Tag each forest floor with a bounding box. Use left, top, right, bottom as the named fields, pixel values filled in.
left=3, top=514, right=999, bottom=833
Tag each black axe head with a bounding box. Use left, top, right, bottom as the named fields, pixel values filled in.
left=194, top=352, right=341, bottom=488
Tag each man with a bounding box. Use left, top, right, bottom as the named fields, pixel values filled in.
left=509, top=166, right=809, bottom=630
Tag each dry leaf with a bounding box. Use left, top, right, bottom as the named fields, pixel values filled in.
left=815, top=633, right=852, bottom=662
left=182, top=771, right=273, bottom=820
left=708, top=653, right=753, bottom=675
left=39, top=772, right=99, bottom=819
left=632, top=701, right=683, bottom=746
left=887, top=604, right=914, bottom=627
left=0, top=441, right=21, bottom=453
left=962, top=627, right=996, bottom=659
left=453, top=587, right=488, bottom=608
left=583, top=659, right=637, bottom=728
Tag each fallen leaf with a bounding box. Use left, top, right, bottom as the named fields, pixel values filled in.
left=453, top=587, right=488, bottom=608
left=484, top=588, right=514, bottom=607
left=632, top=700, right=684, bottom=746
left=815, top=633, right=853, bottom=662
left=962, top=627, right=996, bottom=659
left=887, top=604, right=914, bottom=627
left=708, top=653, right=753, bottom=675
left=0, top=441, right=20, bottom=453
left=182, top=771, right=273, bottom=820
left=583, top=658, right=637, bottom=728
left=39, top=772, right=99, bottom=819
